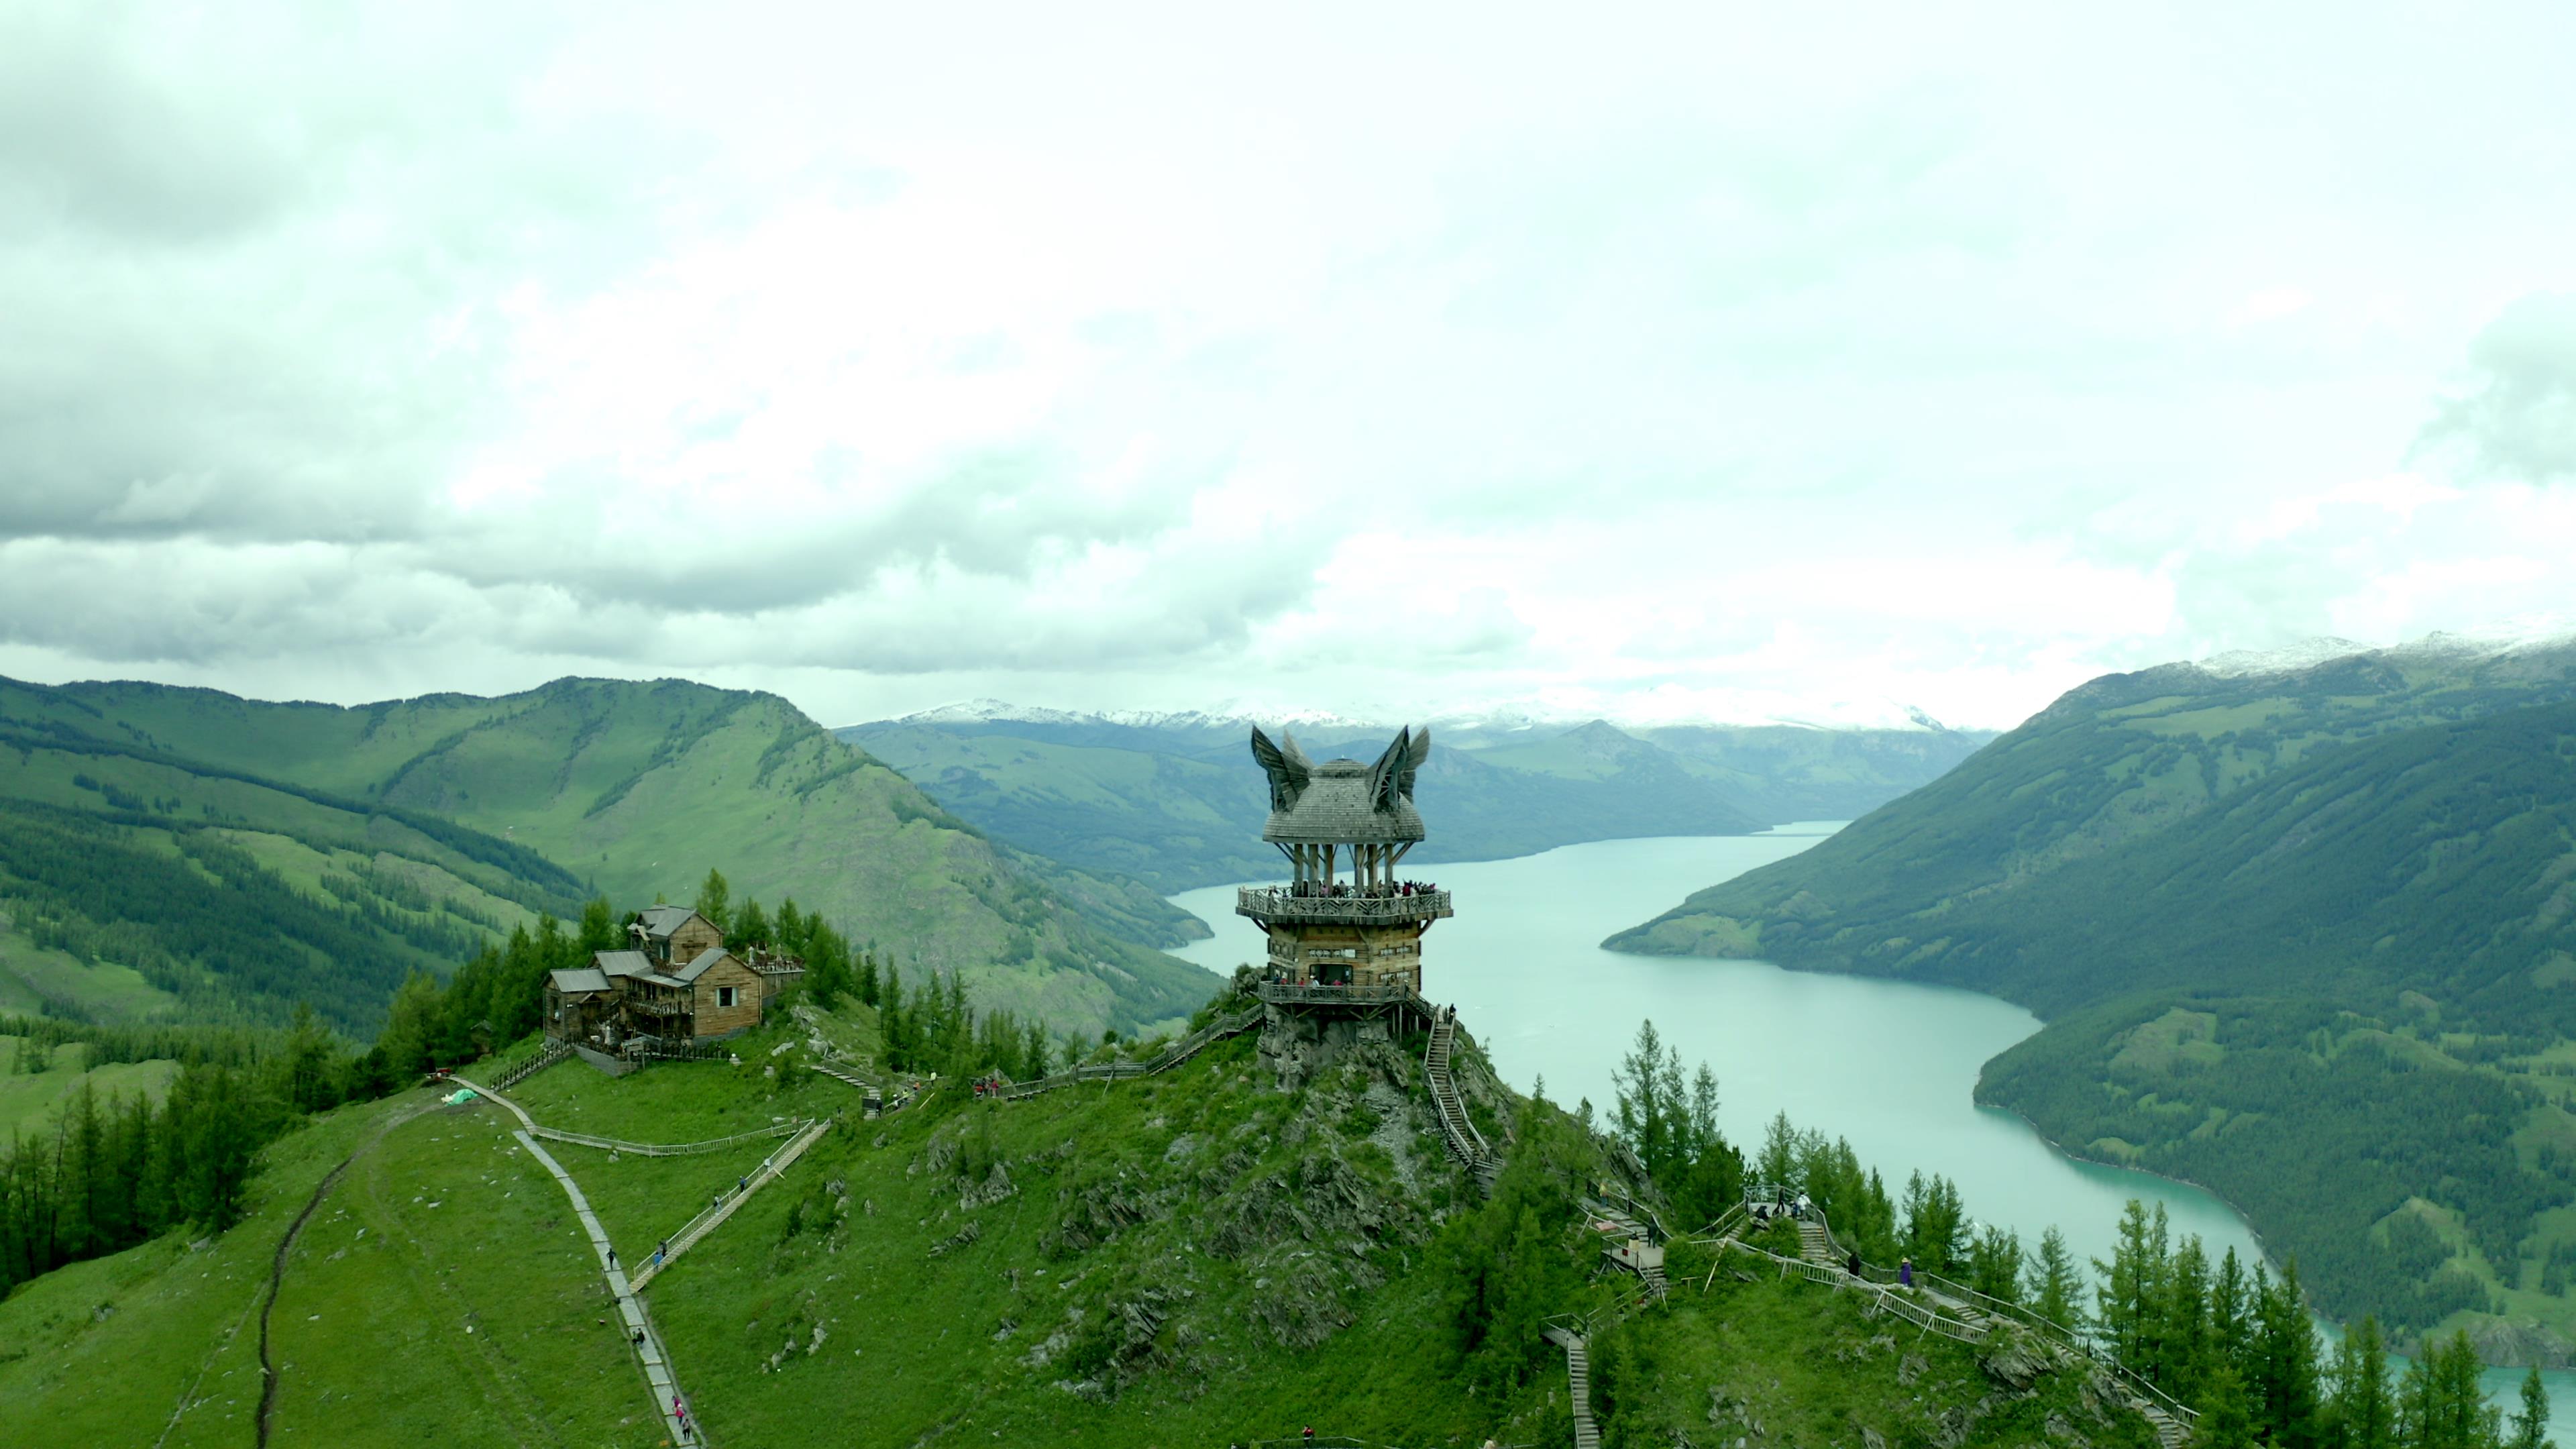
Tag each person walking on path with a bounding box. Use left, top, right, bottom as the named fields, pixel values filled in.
left=1899, top=1256, right=1913, bottom=1288
left=606, top=1246, right=616, bottom=1270
left=1847, top=1249, right=1862, bottom=1277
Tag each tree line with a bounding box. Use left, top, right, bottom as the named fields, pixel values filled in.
left=0, top=1005, right=356, bottom=1297
left=1605, top=1020, right=2555, bottom=1449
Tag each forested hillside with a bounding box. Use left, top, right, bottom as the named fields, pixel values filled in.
left=0, top=677, right=1214, bottom=1038
left=843, top=708, right=1988, bottom=891
left=1605, top=637, right=2576, bottom=1354
left=0, top=687, right=585, bottom=1030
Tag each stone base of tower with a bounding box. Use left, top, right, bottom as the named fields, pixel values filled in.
left=1254, top=993, right=1429, bottom=1091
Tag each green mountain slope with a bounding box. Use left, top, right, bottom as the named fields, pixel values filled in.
left=1605, top=638, right=2576, bottom=1348
left=840, top=709, right=1992, bottom=892
left=1, top=1006, right=2150, bottom=1449
left=0, top=682, right=588, bottom=1030
left=1605, top=642, right=2576, bottom=1012
left=0, top=676, right=1215, bottom=1037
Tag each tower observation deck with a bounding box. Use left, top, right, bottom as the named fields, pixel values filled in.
left=1238, top=726, right=1449, bottom=1011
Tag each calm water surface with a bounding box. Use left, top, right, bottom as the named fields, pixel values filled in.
left=1166, top=829, right=2572, bottom=1418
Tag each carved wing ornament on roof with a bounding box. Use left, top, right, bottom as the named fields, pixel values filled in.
left=1368, top=727, right=1429, bottom=813
left=1249, top=726, right=1313, bottom=812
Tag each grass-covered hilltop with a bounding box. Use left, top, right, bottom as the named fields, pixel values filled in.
left=7, top=922, right=2540, bottom=1449
left=1606, top=633, right=2576, bottom=1363
left=0, top=674, right=1211, bottom=1040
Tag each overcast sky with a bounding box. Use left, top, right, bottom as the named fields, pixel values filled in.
left=5, top=2, right=2574, bottom=731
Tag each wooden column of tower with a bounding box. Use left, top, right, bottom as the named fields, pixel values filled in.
left=1236, top=726, right=1452, bottom=1032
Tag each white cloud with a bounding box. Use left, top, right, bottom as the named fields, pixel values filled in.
left=5, top=1, right=2576, bottom=729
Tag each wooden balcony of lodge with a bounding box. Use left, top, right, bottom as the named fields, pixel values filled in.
left=1235, top=885, right=1452, bottom=927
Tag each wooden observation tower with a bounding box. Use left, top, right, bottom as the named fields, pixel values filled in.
left=1238, top=726, right=1452, bottom=1043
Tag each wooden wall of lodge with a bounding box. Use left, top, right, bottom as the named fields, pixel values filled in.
left=655, top=917, right=724, bottom=965
left=690, top=956, right=766, bottom=1037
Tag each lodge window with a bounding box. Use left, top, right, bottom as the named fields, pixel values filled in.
left=718, top=986, right=738, bottom=1008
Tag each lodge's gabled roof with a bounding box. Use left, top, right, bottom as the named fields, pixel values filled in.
left=549, top=966, right=613, bottom=994
left=637, top=905, right=712, bottom=941
left=674, top=947, right=738, bottom=984
left=594, top=949, right=655, bottom=978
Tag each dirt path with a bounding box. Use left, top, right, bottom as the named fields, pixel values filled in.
left=453, top=1074, right=705, bottom=1446
left=254, top=1102, right=428, bottom=1449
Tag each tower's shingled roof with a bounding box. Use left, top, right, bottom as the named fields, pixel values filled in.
left=1252, top=726, right=1431, bottom=845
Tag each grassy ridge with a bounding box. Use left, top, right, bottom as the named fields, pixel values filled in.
left=5, top=999, right=2148, bottom=1448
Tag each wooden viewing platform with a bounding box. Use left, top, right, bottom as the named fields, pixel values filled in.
left=1235, top=886, right=1452, bottom=926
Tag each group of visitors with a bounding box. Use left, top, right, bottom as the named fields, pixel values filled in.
left=1283, top=878, right=1440, bottom=900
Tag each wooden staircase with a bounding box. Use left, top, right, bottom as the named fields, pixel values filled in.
left=627, top=1116, right=832, bottom=1291
left=2134, top=1398, right=2192, bottom=1449
left=1796, top=1217, right=1837, bottom=1266
left=1543, top=1326, right=1601, bottom=1449
left=1425, top=1014, right=1501, bottom=1193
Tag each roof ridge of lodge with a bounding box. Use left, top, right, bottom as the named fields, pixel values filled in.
left=1249, top=724, right=1432, bottom=845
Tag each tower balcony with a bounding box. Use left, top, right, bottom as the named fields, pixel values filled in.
left=1235, top=885, right=1453, bottom=927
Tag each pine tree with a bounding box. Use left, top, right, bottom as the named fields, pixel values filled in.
left=2257, top=1259, right=2324, bottom=1449
left=1611, top=1020, right=1678, bottom=1177
left=2028, top=1225, right=2086, bottom=1330
left=2216, top=1248, right=2259, bottom=1393
left=2162, top=1235, right=2214, bottom=1403
left=2098, top=1199, right=2157, bottom=1368
left=2509, top=1364, right=2551, bottom=1449
left=2202, top=1364, right=2260, bottom=1449
left=694, top=868, right=732, bottom=934
left=577, top=896, right=620, bottom=954
left=733, top=899, right=771, bottom=949
left=280, top=1004, right=339, bottom=1114
left=2332, top=1316, right=2395, bottom=1449
left=1758, top=1111, right=1799, bottom=1190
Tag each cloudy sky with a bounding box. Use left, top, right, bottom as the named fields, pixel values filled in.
left=5, top=1, right=2574, bottom=731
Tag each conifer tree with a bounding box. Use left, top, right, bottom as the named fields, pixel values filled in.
left=1758, top=1111, right=1799, bottom=1189
left=2510, top=1364, right=2552, bottom=1449
left=2216, top=1248, right=2260, bottom=1393
left=2202, top=1364, right=2261, bottom=1449
left=2332, top=1316, right=2396, bottom=1449
left=1969, top=1224, right=2025, bottom=1305
left=2099, top=1199, right=2158, bottom=1367
left=694, top=868, right=732, bottom=934
left=577, top=896, right=620, bottom=954
left=733, top=899, right=771, bottom=949
left=2257, top=1259, right=2324, bottom=1449
left=2163, top=1235, right=2214, bottom=1403
left=2028, top=1225, right=2086, bottom=1330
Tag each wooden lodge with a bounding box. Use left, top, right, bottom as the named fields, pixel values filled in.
left=543, top=906, right=806, bottom=1053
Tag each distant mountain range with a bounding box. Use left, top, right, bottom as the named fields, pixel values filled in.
left=0, top=677, right=1214, bottom=1037
left=839, top=703, right=1996, bottom=892
left=1605, top=629, right=2576, bottom=1352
